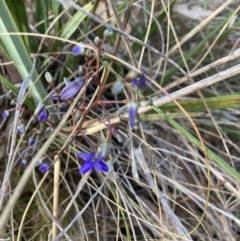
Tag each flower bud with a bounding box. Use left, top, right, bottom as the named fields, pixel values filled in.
left=78, top=65, right=84, bottom=76
left=36, top=159, right=43, bottom=166
left=38, top=109, right=48, bottom=122
left=34, top=102, right=45, bottom=117
left=127, top=100, right=138, bottom=129
left=85, top=49, right=93, bottom=58
left=23, top=151, right=28, bottom=158
left=10, top=99, right=16, bottom=106
left=104, top=28, right=113, bottom=37
left=2, top=110, right=9, bottom=119
left=94, top=36, right=102, bottom=45
left=39, top=161, right=51, bottom=173
left=28, top=136, right=35, bottom=146
left=72, top=45, right=85, bottom=55
left=21, top=160, right=27, bottom=168
left=111, top=80, right=124, bottom=95
left=45, top=72, right=53, bottom=84
left=116, top=133, right=123, bottom=143
left=17, top=124, right=25, bottom=135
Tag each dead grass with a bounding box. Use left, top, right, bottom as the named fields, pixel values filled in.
left=0, top=0, right=240, bottom=241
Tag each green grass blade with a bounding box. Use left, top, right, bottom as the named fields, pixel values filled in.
left=0, top=0, right=49, bottom=103
left=60, top=2, right=93, bottom=39
left=0, top=75, right=35, bottom=110
left=5, top=0, right=34, bottom=52
left=35, top=0, right=49, bottom=34
left=51, top=0, right=61, bottom=33
left=158, top=94, right=240, bottom=112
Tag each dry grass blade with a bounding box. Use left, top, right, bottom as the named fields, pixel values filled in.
left=2, top=0, right=240, bottom=240
left=52, top=156, right=60, bottom=239
left=168, top=0, right=236, bottom=55
left=85, top=63, right=240, bottom=134
left=165, top=48, right=240, bottom=91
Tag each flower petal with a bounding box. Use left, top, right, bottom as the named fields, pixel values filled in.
left=131, top=74, right=146, bottom=89
left=60, top=77, right=84, bottom=100
left=79, top=161, right=94, bottom=174
left=96, top=160, right=109, bottom=172
left=77, top=152, right=95, bottom=162
left=127, top=100, right=138, bottom=128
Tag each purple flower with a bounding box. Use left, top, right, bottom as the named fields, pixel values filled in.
left=72, top=45, right=85, bottom=55
left=60, top=77, right=84, bottom=100
left=127, top=100, right=138, bottom=128
left=2, top=110, right=9, bottom=119
left=39, top=161, right=51, bottom=173
left=131, top=74, right=146, bottom=89
left=78, top=152, right=109, bottom=174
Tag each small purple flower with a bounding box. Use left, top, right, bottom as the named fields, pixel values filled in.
left=78, top=152, right=109, bottom=174
left=127, top=100, right=138, bottom=129
left=60, top=77, right=84, bottom=100
left=28, top=136, right=35, bottom=146
left=72, top=45, right=85, bottom=55
left=39, top=161, right=51, bottom=173
left=131, top=74, right=146, bottom=89
left=2, top=110, right=9, bottom=119
left=17, top=124, right=25, bottom=134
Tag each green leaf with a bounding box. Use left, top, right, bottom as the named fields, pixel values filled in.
left=35, top=0, right=49, bottom=34
left=51, top=0, right=61, bottom=33
left=60, top=2, right=93, bottom=39
left=0, top=0, right=48, bottom=103
left=4, top=0, right=36, bottom=52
